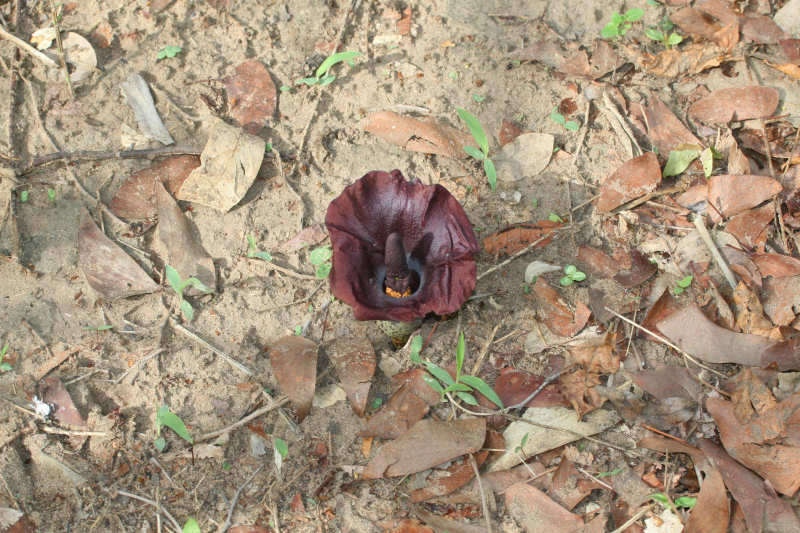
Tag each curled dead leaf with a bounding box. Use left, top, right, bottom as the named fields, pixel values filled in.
left=362, top=111, right=475, bottom=159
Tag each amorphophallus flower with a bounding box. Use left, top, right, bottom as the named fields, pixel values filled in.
left=325, top=169, right=479, bottom=322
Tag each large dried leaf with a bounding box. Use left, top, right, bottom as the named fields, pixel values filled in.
left=409, top=450, right=488, bottom=502
left=279, top=224, right=327, bottom=253
left=327, top=336, right=376, bottom=417
left=751, top=253, right=800, bottom=278
left=576, top=246, right=620, bottom=279
left=762, top=276, right=800, bottom=326
left=761, top=337, right=800, bottom=370
left=613, top=249, right=657, bottom=287
left=685, top=460, right=730, bottom=533
left=534, top=278, right=591, bottom=338
left=110, top=155, right=200, bottom=220
left=483, top=220, right=561, bottom=255
left=639, top=43, right=729, bottom=78
left=657, top=305, right=776, bottom=365
left=725, top=204, right=773, bottom=251
left=78, top=211, right=159, bottom=300
left=269, top=336, right=318, bottom=422
left=491, top=368, right=567, bottom=409
left=362, top=418, right=486, bottom=479
left=494, top=133, right=554, bottom=182
left=639, top=97, right=701, bottom=156
left=741, top=16, right=788, bottom=44
left=505, top=483, right=584, bottom=533
left=176, top=120, right=265, bottom=212
left=596, top=152, right=661, bottom=213
left=156, top=181, right=216, bottom=292
left=630, top=367, right=703, bottom=401
left=225, top=60, right=277, bottom=134
left=707, top=174, right=782, bottom=220
left=689, top=87, right=780, bottom=124
left=362, top=111, right=475, bottom=159
left=360, top=368, right=436, bottom=439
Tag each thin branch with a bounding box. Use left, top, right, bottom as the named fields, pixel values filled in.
left=108, top=489, right=182, bottom=533
left=170, top=320, right=254, bottom=376
left=469, top=454, right=492, bottom=533
left=19, top=145, right=202, bottom=175
left=0, top=25, right=59, bottom=69
left=692, top=214, right=736, bottom=289
left=49, top=0, right=74, bottom=99
left=195, top=396, right=289, bottom=443
left=217, top=465, right=264, bottom=533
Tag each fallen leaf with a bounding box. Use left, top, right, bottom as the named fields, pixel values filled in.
left=39, top=377, right=86, bottom=428
left=741, top=16, right=788, bottom=44
left=576, top=246, right=620, bottom=278
left=225, top=60, right=277, bottom=134
left=505, top=483, right=584, bottom=533
left=362, top=111, right=475, bottom=159
left=396, top=7, right=412, bottom=35
left=637, top=97, right=701, bottom=156
left=491, top=368, right=567, bottom=409
left=613, top=249, right=657, bottom=287
left=327, top=336, right=376, bottom=416
left=156, top=181, right=216, bottom=292
left=513, top=39, right=568, bottom=68
left=534, top=278, right=591, bottom=338
left=176, top=120, right=265, bottom=212
left=760, top=337, right=800, bottom=370
left=362, top=418, right=486, bottom=479
left=657, top=305, right=776, bottom=365
left=78, top=211, right=159, bottom=300
left=0, top=508, right=35, bottom=533
left=751, top=253, right=800, bottom=277
left=110, top=155, right=200, bottom=220
left=498, top=118, right=525, bottom=146
left=120, top=73, right=174, bottom=145
left=629, top=367, right=703, bottom=401
left=567, top=335, right=620, bottom=374
left=732, top=281, right=778, bottom=337
left=689, top=87, right=780, bottom=124
left=50, top=32, right=97, bottom=83
left=762, top=276, right=800, bottom=325
left=638, top=43, right=729, bottom=78
left=559, top=368, right=606, bottom=417
left=360, top=371, right=432, bottom=439
left=409, top=450, right=488, bottom=502
left=494, top=133, right=554, bottom=182
left=414, top=508, right=488, bottom=533
left=482, top=220, right=561, bottom=255
left=707, top=174, right=782, bottom=220
left=723, top=246, right=762, bottom=288
left=767, top=61, right=800, bottom=81
left=725, top=203, right=773, bottom=251
left=279, top=224, right=327, bottom=253
left=596, top=152, right=661, bottom=213
left=269, top=336, right=318, bottom=422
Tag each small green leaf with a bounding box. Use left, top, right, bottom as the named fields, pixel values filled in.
left=564, top=264, right=577, bottom=275
left=315, top=51, right=361, bottom=79
left=484, top=158, right=497, bottom=191
left=571, top=271, right=586, bottom=282
left=601, top=22, right=620, bottom=39
left=663, top=149, right=700, bottom=177
left=273, top=437, right=288, bottom=458
left=156, top=405, right=193, bottom=444
left=464, top=145, right=485, bottom=160
left=47, top=188, right=56, bottom=202
left=649, top=493, right=669, bottom=505
left=0, top=362, right=12, bottom=372
left=548, top=213, right=564, bottom=223
left=625, top=8, right=644, bottom=21
left=596, top=468, right=622, bottom=477
left=448, top=71, right=459, bottom=80
left=472, top=94, right=486, bottom=103
left=409, top=334, right=423, bottom=364
left=296, top=77, right=320, bottom=86
left=550, top=109, right=566, bottom=125
left=666, top=33, right=683, bottom=47
left=318, top=74, right=336, bottom=86
left=560, top=276, right=574, bottom=286
left=20, top=190, right=29, bottom=202
left=456, top=391, right=478, bottom=405
left=700, top=147, right=713, bottom=177
left=315, top=263, right=332, bottom=279
left=222, top=461, right=232, bottom=470
left=425, top=362, right=455, bottom=386
left=677, top=275, right=693, bottom=288
left=460, top=375, right=504, bottom=408
left=254, top=251, right=272, bottom=261
left=157, top=45, right=182, bottom=60
left=647, top=0, right=660, bottom=6
left=246, top=235, right=258, bottom=257
left=180, top=299, right=194, bottom=320
left=165, top=265, right=183, bottom=295
left=456, top=332, right=465, bottom=379
left=645, top=28, right=665, bottom=41
left=456, top=108, right=489, bottom=155
left=280, top=85, right=291, bottom=92
left=309, top=246, right=333, bottom=265
left=182, top=518, right=201, bottom=533
left=565, top=121, right=579, bottom=131
left=185, top=277, right=212, bottom=294
left=422, top=373, right=445, bottom=395
left=294, top=325, right=303, bottom=336
left=442, top=382, right=474, bottom=394
left=154, top=436, right=166, bottom=452
left=371, top=397, right=383, bottom=409
left=674, top=496, right=697, bottom=508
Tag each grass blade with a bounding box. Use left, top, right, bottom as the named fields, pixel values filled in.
left=459, top=375, right=504, bottom=408
left=456, top=108, right=489, bottom=155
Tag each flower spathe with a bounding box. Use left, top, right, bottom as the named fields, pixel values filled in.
left=325, top=169, right=479, bottom=321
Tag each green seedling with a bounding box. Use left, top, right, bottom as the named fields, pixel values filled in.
left=296, top=50, right=360, bottom=86
left=550, top=109, right=579, bottom=131
left=645, top=27, right=683, bottom=48
left=420, top=332, right=504, bottom=409
left=165, top=264, right=212, bottom=321
left=309, top=246, right=332, bottom=279
left=548, top=213, right=564, bottom=223
left=370, top=397, right=383, bottom=409
left=560, top=265, right=586, bottom=286
left=273, top=437, right=288, bottom=477
left=0, top=343, right=12, bottom=372
left=522, top=283, right=532, bottom=294
left=182, top=518, right=201, bottom=533
left=83, top=324, right=113, bottom=331
left=672, top=275, right=693, bottom=295
left=601, top=8, right=644, bottom=39
left=650, top=492, right=696, bottom=509
left=294, top=325, right=303, bottom=336
left=154, top=405, right=193, bottom=452
left=472, top=94, right=486, bottom=103
left=409, top=334, right=423, bottom=364
left=157, top=45, right=182, bottom=60
left=457, top=107, right=497, bottom=191
left=246, top=235, right=273, bottom=262
left=279, top=85, right=291, bottom=92
left=47, top=188, right=56, bottom=203
left=19, top=190, right=28, bottom=202
left=514, top=432, right=530, bottom=454
left=597, top=468, right=623, bottom=477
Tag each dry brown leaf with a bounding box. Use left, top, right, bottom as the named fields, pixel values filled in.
left=409, top=450, right=488, bottom=502
left=490, top=368, right=568, bottom=409
left=559, top=368, right=605, bottom=418
left=534, top=278, right=591, bottom=338
left=550, top=458, right=606, bottom=510
left=762, top=276, right=800, bottom=326
left=110, top=155, right=200, bottom=220
left=39, top=376, right=86, bottom=429
left=498, top=118, right=525, bottom=146
left=362, top=111, right=475, bottom=159
left=630, top=367, right=703, bottom=401
left=225, top=60, right=277, bottom=134
left=689, top=87, right=780, bottom=125
left=596, top=152, right=661, bottom=213
left=360, top=371, right=432, bottom=439
left=327, top=336, right=376, bottom=417
left=576, top=246, right=620, bottom=279
left=505, top=483, right=584, bottom=533
left=707, top=174, right=782, bottom=220
left=278, top=224, right=327, bottom=253
left=78, top=211, right=159, bottom=300
left=751, top=252, right=800, bottom=278
left=613, top=249, right=657, bottom=287
left=362, top=418, right=486, bottom=479
left=639, top=43, right=729, bottom=78
left=482, top=221, right=561, bottom=256
left=741, top=16, right=788, bottom=44
left=760, top=337, right=800, bottom=370
left=766, top=61, right=800, bottom=81
left=269, top=336, right=317, bottom=422
left=638, top=97, right=701, bottom=156
left=733, top=281, right=780, bottom=338
left=396, top=7, right=412, bottom=35
left=725, top=203, right=773, bottom=251
left=657, top=305, right=776, bottom=365
left=567, top=335, right=620, bottom=374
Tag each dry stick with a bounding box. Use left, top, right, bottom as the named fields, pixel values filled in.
left=41, top=426, right=107, bottom=437
left=609, top=505, right=652, bottom=533
left=604, top=307, right=727, bottom=379
left=477, top=221, right=586, bottom=281
left=170, top=320, right=254, bottom=376
left=48, top=0, right=73, bottom=99
left=195, top=396, right=290, bottom=443
left=470, top=321, right=502, bottom=376
left=21, top=77, right=128, bottom=225
left=244, top=256, right=318, bottom=281
left=108, top=489, right=182, bottom=533
left=113, top=347, right=165, bottom=384
left=19, top=145, right=202, bottom=175
left=0, top=25, right=59, bottom=68
left=469, top=454, right=492, bottom=533
left=575, top=465, right=614, bottom=491
left=691, top=214, right=736, bottom=289
left=217, top=465, right=264, bottom=533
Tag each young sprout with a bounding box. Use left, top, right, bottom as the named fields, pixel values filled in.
left=309, top=246, right=332, bottom=279
left=165, top=265, right=213, bottom=321
left=601, top=8, right=644, bottom=38
left=296, top=50, right=360, bottom=86
left=457, top=108, right=497, bottom=191
left=672, top=275, right=693, bottom=295
left=157, top=45, right=182, bottom=60
left=154, top=405, right=193, bottom=452
left=560, top=265, right=586, bottom=286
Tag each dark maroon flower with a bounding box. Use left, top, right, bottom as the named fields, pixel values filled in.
left=325, top=170, right=479, bottom=322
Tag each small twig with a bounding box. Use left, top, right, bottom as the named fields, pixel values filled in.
left=575, top=466, right=614, bottom=491
left=691, top=214, right=736, bottom=289
left=108, top=489, right=182, bottom=533
left=217, top=465, right=264, bottom=533
left=195, top=396, right=290, bottom=443
left=19, top=145, right=202, bottom=175
left=49, top=0, right=74, bottom=99
left=244, top=256, right=318, bottom=281
left=41, top=426, right=107, bottom=437
left=471, top=321, right=502, bottom=376
left=609, top=505, right=652, bottom=533
left=0, top=25, right=59, bottom=69
left=170, top=320, right=254, bottom=376
left=113, top=347, right=165, bottom=384
left=469, top=454, right=492, bottom=533
left=259, top=281, right=325, bottom=311
left=604, top=307, right=727, bottom=378
left=149, top=457, right=180, bottom=490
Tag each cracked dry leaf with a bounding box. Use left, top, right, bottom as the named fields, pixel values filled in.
left=269, top=336, right=317, bottom=422
left=327, top=336, right=376, bottom=417
left=361, top=111, right=475, bottom=159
